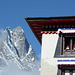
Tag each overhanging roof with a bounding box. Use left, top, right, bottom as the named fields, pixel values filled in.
left=25, top=16, right=75, bottom=44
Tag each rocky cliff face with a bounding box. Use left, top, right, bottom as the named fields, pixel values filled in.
left=0, top=27, right=38, bottom=70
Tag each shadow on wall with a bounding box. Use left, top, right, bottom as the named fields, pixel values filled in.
left=57, top=69, right=60, bottom=75
left=54, top=37, right=61, bottom=58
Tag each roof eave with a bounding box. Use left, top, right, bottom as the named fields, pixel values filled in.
left=25, top=18, right=41, bottom=44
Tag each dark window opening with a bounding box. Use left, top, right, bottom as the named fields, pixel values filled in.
left=65, top=37, right=70, bottom=50
left=61, top=34, right=75, bottom=56
left=58, top=65, right=75, bottom=75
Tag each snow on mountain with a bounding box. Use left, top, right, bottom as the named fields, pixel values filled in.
left=0, top=26, right=38, bottom=70
left=13, top=27, right=29, bottom=58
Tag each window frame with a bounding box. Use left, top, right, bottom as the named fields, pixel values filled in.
left=61, top=70, right=73, bottom=75
left=60, top=33, right=75, bottom=56
left=58, top=65, right=75, bottom=75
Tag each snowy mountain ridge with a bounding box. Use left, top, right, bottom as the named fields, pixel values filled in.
left=0, top=26, right=38, bottom=70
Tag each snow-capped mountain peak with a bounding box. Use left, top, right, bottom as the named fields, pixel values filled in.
left=0, top=26, right=38, bottom=70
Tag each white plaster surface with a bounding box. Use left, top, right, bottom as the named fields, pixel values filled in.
left=41, top=34, right=75, bottom=75
left=41, top=34, right=59, bottom=75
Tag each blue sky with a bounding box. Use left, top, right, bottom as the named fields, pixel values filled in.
left=0, top=0, right=75, bottom=59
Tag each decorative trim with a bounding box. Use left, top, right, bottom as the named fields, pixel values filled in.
left=58, top=60, right=75, bottom=62
left=57, top=28, right=75, bottom=34
left=41, top=31, right=57, bottom=34
left=58, top=64, right=75, bottom=69
left=26, top=16, right=75, bottom=21
left=57, top=60, right=75, bottom=65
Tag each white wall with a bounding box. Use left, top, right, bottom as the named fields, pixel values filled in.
left=41, top=34, right=59, bottom=75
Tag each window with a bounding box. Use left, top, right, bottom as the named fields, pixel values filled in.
left=61, top=70, right=72, bottom=75
left=61, top=70, right=73, bottom=75
left=61, top=33, right=75, bottom=55
left=58, top=65, right=75, bottom=75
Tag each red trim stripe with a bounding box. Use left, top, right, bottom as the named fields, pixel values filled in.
left=58, top=61, right=75, bottom=62
left=41, top=31, right=57, bottom=34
